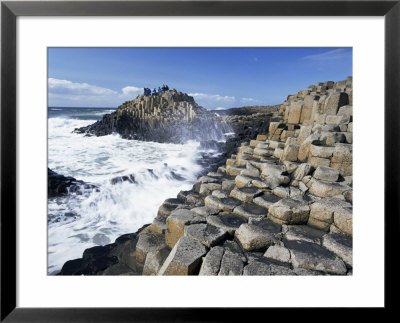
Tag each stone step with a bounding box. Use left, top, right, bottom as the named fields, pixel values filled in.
left=253, top=193, right=282, bottom=209
left=283, top=239, right=347, bottom=275
left=283, top=224, right=326, bottom=245
left=226, top=165, right=246, bottom=176
left=165, top=209, right=206, bottom=248
left=233, top=202, right=269, bottom=219
left=190, top=206, right=222, bottom=217
left=235, top=223, right=278, bottom=251
left=210, top=190, right=230, bottom=199
left=230, top=187, right=263, bottom=202
left=204, top=195, right=242, bottom=212
left=268, top=197, right=310, bottom=225
left=184, top=223, right=228, bottom=248
left=135, top=232, right=167, bottom=264
left=322, top=232, right=352, bottom=266
left=206, top=213, right=248, bottom=236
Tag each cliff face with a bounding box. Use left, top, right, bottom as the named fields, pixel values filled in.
left=74, top=89, right=230, bottom=144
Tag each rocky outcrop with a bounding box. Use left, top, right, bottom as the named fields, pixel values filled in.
left=60, top=77, right=353, bottom=276
left=48, top=168, right=97, bottom=198
left=74, top=89, right=230, bottom=144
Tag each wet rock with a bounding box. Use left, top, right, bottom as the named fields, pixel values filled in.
left=110, top=174, right=136, bottom=185
left=48, top=168, right=96, bottom=198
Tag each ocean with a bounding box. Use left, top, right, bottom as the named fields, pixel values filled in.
left=47, top=107, right=225, bottom=274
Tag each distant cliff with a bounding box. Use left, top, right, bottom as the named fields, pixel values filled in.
left=74, top=89, right=231, bottom=144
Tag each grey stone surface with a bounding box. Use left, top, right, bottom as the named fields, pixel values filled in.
left=165, top=208, right=206, bottom=248
left=243, top=259, right=293, bottom=275
left=322, top=232, right=352, bottom=266
left=184, top=223, right=228, bottom=248
left=253, top=193, right=282, bottom=209
left=283, top=225, right=326, bottom=245
left=308, top=178, right=351, bottom=198
left=313, top=166, right=340, bottom=182
left=233, top=203, right=268, bottom=219
left=248, top=218, right=282, bottom=234
left=264, top=245, right=291, bottom=263
left=142, top=246, right=171, bottom=275
left=218, top=251, right=244, bottom=276
left=230, top=186, right=263, bottom=202
left=136, top=233, right=166, bottom=263
left=235, top=223, right=278, bottom=251
left=206, top=213, right=247, bottom=236
left=191, top=206, right=221, bottom=217
left=158, top=236, right=207, bottom=275
left=205, top=195, right=242, bottom=212
left=268, top=198, right=310, bottom=224
left=285, top=239, right=347, bottom=275
left=199, top=246, right=224, bottom=275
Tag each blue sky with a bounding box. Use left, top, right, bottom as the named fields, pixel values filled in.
left=48, top=47, right=352, bottom=109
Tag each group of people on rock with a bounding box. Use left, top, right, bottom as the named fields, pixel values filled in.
left=143, top=84, right=170, bottom=96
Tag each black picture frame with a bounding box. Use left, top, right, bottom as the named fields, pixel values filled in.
left=1, top=0, right=398, bottom=321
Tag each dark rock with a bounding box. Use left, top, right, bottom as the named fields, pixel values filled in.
left=74, top=90, right=231, bottom=144
left=48, top=168, right=96, bottom=198
left=110, top=174, right=136, bottom=185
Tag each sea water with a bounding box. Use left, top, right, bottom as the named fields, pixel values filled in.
left=48, top=107, right=224, bottom=274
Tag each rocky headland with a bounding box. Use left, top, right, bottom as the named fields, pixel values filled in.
left=74, top=89, right=231, bottom=144
left=59, top=77, right=353, bottom=276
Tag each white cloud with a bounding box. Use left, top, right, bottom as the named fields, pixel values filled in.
left=48, top=78, right=117, bottom=96
left=189, top=92, right=236, bottom=102
left=121, top=86, right=143, bottom=97
left=215, top=107, right=227, bottom=110
left=303, top=48, right=351, bottom=61
left=48, top=78, right=143, bottom=107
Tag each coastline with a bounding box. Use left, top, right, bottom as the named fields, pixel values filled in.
left=55, top=78, right=353, bottom=276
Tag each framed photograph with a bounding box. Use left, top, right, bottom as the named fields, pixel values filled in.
left=1, top=0, right=398, bottom=320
